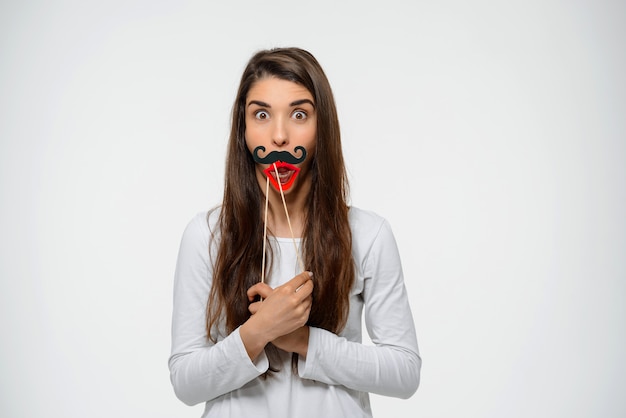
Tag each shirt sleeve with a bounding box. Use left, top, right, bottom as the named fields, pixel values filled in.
left=168, top=213, right=269, bottom=406
left=298, top=218, right=421, bottom=399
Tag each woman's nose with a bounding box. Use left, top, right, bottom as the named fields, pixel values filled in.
left=271, top=119, right=288, bottom=146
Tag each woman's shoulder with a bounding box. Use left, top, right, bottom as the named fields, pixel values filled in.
left=347, top=206, right=399, bottom=271
left=181, top=206, right=222, bottom=241
left=348, top=206, right=394, bottom=242
left=348, top=206, right=387, bottom=229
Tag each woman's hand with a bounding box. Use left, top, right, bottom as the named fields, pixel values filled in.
left=271, top=326, right=310, bottom=357
left=240, top=271, right=313, bottom=360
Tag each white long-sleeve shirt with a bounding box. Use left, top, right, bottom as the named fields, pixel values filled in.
left=169, top=206, right=421, bottom=418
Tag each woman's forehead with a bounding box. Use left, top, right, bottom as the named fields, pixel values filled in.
left=246, top=77, right=314, bottom=105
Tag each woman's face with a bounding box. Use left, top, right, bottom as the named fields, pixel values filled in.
left=245, top=77, right=317, bottom=195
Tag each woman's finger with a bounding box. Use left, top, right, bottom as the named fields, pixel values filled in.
left=287, top=271, right=313, bottom=293
left=247, top=282, right=274, bottom=301
left=248, top=301, right=262, bottom=315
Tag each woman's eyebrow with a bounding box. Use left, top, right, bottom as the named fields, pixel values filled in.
left=248, top=100, right=270, bottom=108
left=290, top=99, right=315, bottom=108
left=247, top=99, right=315, bottom=108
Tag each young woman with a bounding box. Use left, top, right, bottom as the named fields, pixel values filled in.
left=169, top=47, right=421, bottom=417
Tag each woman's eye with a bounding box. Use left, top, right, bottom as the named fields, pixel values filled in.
left=292, top=110, right=307, bottom=120
left=255, top=110, right=269, bottom=120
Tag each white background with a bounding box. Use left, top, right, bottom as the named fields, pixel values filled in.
left=1, top=1, right=625, bottom=417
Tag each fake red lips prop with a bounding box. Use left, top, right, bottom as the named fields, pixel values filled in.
left=263, top=162, right=300, bottom=191
left=252, top=146, right=307, bottom=192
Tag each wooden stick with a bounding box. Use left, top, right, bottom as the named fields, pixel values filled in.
left=261, top=175, right=270, bottom=284
left=272, top=163, right=305, bottom=273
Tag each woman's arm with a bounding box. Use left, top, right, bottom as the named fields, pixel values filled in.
left=298, top=218, right=421, bottom=398
left=242, top=271, right=313, bottom=358
left=168, top=213, right=269, bottom=406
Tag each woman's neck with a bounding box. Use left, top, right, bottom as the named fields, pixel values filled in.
left=266, top=192, right=306, bottom=238
left=267, top=173, right=312, bottom=237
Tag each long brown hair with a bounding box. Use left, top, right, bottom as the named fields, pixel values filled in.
left=206, top=47, right=354, bottom=344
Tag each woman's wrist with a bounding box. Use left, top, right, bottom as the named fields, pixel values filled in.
left=297, top=326, right=310, bottom=358
left=240, top=317, right=270, bottom=361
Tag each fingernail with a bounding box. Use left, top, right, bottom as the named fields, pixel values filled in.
left=308, top=271, right=313, bottom=278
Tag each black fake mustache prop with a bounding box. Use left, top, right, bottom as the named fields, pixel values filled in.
left=252, top=146, right=307, bottom=165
